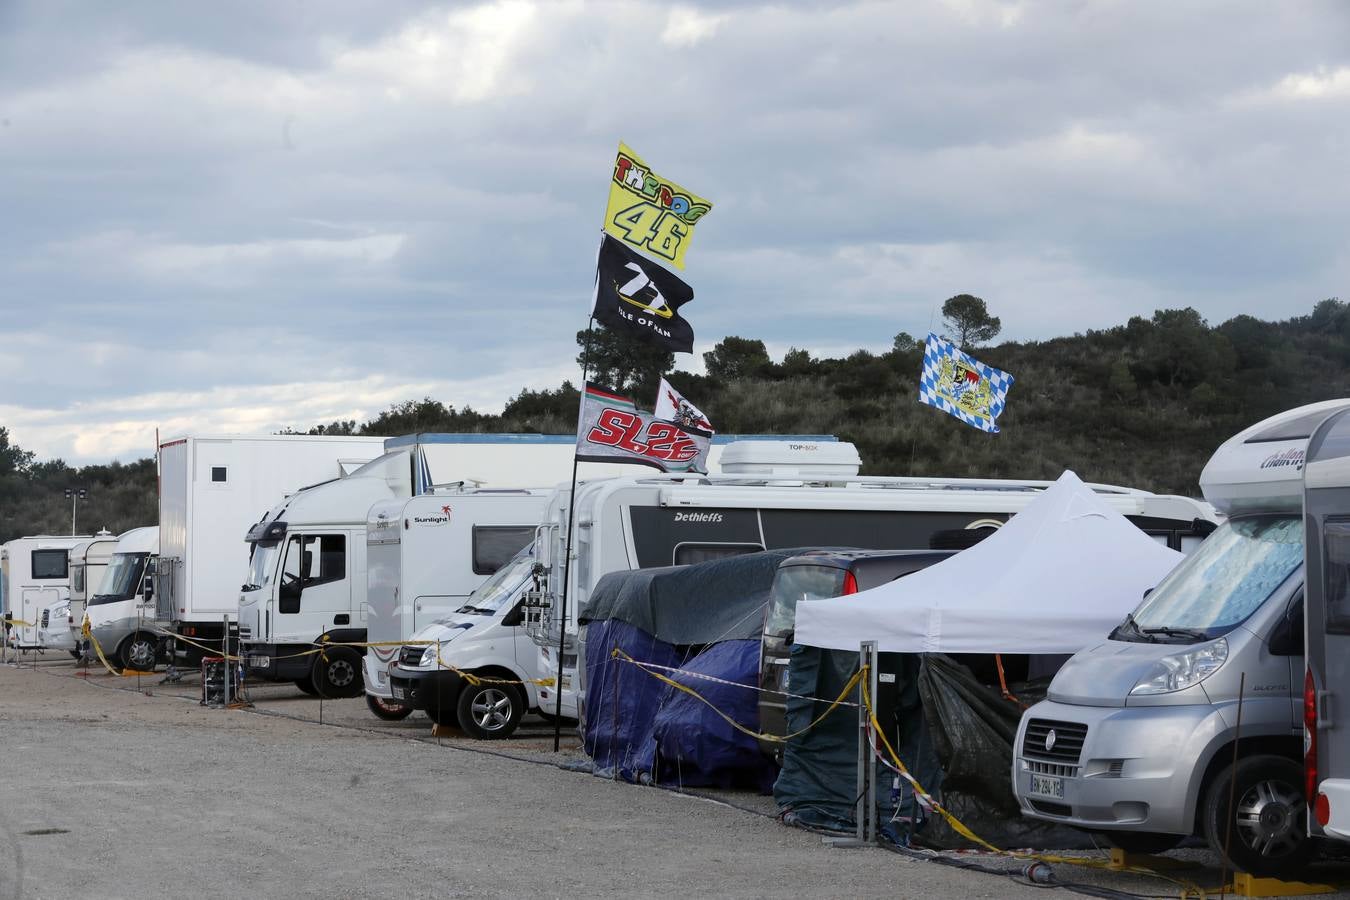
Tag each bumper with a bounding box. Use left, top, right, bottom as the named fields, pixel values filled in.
left=363, top=652, right=398, bottom=700
left=1013, top=699, right=1224, bottom=835
left=241, top=644, right=314, bottom=681
left=90, top=619, right=141, bottom=659
left=388, top=665, right=464, bottom=712
left=1319, top=779, right=1350, bottom=841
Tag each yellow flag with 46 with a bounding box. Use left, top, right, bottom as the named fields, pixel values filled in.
left=603, top=142, right=712, bottom=270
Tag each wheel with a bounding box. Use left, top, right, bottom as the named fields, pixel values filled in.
left=119, top=633, right=158, bottom=672
left=1098, top=831, right=1185, bottom=855
left=366, top=693, right=413, bottom=721
left=313, top=648, right=363, bottom=698
left=456, top=681, right=523, bottom=739
left=1203, top=755, right=1313, bottom=878
left=295, top=676, right=318, bottom=696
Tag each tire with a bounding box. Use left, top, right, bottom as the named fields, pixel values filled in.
left=366, top=693, right=413, bottom=721
left=313, top=648, right=363, bottom=699
left=1099, top=831, right=1185, bottom=855
left=1203, top=755, right=1313, bottom=878
left=295, top=676, right=318, bottom=696
left=119, top=633, right=158, bottom=672
left=456, top=681, right=523, bottom=739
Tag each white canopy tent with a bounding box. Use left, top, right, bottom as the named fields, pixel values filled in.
left=794, top=471, right=1185, bottom=654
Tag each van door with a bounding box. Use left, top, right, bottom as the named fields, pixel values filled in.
left=1303, top=408, right=1350, bottom=813
left=275, top=534, right=351, bottom=642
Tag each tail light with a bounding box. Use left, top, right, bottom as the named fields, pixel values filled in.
left=842, top=570, right=858, bottom=596
left=1317, top=792, right=1331, bottom=828
left=1305, top=667, right=1319, bottom=808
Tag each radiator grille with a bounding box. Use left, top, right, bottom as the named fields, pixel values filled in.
left=1023, top=719, right=1088, bottom=764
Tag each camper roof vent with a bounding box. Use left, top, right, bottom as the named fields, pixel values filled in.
left=717, top=441, right=861, bottom=477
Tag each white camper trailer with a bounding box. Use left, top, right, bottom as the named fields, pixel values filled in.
left=86, top=527, right=160, bottom=670
left=517, top=440, right=1218, bottom=722
left=158, top=434, right=385, bottom=663
left=65, top=531, right=117, bottom=649
left=1, top=535, right=91, bottom=651
left=362, top=490, right=552, bottom=715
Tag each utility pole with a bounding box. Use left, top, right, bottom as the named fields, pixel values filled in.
left=64, top=487, right=87, bottom=535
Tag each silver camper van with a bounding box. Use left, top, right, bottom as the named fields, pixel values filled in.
left=1013, top=400, right=1350, bottom=878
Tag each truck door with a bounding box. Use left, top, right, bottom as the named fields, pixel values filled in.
left=1304, top=407, right=1350, bottom=815
left=276, top=534, right=351, bottom=642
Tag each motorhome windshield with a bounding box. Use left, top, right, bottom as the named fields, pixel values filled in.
left=242, top=542, right=279, bottom=592
left=89, top=553, right=148, bottom=606
left=1121, top=516, right=1303, bottom=642
left=454, top=552, right=535, bottom=617
left=764, top=565, right=848, bottom=640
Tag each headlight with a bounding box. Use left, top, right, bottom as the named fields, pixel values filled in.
left=1129, top=638, right=1228, bottom=696
left=418, top=645, right=438, bottom=668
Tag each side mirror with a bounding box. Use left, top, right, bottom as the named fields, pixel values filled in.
left=1142, top=588, right=1153, bottom=600
left=143, top=578, right=155, bottom=601
left=1269, top=604, right=1304, bottom=657
left=502, top=600, right=526, bottom=628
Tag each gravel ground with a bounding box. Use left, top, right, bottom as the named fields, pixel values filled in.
left=4, top=655, right=1350, bottom=900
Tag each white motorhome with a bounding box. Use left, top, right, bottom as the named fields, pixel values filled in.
left=87, top=527, right=160, bottom=670
left=365, top=491, right=551, bottom=717
left=517, top=440, right=1218, bottom=723
left=1, top=535, right=91, bottom=651
left=158, top=434, right=385, bottom=663
left=1302, top=406, right=1350, bottom=845
left=1013, top=400, right=1350, bottom=878
left=65, top=531, right=117, bottom=650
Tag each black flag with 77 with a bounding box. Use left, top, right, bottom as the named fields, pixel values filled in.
left=591, top=233, right=695, bottom=354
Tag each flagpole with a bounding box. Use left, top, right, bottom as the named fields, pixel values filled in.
left=554, top=315, right=595, bottom=752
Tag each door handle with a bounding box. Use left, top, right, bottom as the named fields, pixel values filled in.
left=1318, top=690, right=1334, bottom=729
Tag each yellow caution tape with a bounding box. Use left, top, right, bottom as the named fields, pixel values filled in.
left=1, top=616, right=35, bottom=627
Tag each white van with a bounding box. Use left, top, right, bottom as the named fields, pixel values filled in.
left=1012, top=400, right=1350, bottom=878
left=2, top=535, right=91, bottom=651
left=87, top=527, right=161, bottom=670
left=522, top=440, right=1217, bottom=726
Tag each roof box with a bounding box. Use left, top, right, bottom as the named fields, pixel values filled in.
left=717, top=440, right=861, bottom=477
left=1199, top=399, right=1350, bottom=516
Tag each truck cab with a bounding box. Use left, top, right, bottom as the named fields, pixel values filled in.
left=86, top=527, right=162, bottom=671
left=1013, top=400, right=1350, bottom=878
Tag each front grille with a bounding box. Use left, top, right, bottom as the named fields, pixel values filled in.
left=1027, top=760, right=1077, bottom=778
left=40, top=610, right=50, bottom=628
left=1029, top=800, right=1073, bottom=817
left=1023, top=718, right=1088, bottom=764
left=400, top=645, right=427, bottom=667
left=238, top=625, right=252, bottom=639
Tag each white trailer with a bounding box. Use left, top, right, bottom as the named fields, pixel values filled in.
left=66, top=531, right=117, bottom=648
left=1, top=535, right=91, bottom=651
left=158, top=433, right=385, bottom=662
left=520, top=440, right=1219, bottom=722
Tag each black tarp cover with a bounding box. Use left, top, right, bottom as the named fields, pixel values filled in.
left=774, top=648, right=1091, bottom=849
left=579, top=549, right=811, bottom=645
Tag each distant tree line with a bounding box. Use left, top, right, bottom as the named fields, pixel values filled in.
left=2, top=297, right=1345, bottom=542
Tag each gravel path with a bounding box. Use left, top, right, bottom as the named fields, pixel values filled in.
left=3, top=657, right=1349, bottom=900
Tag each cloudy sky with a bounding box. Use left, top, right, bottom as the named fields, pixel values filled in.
left=3, top=1, right=1348, bottom=464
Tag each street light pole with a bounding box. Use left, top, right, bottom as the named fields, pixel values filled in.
left=64, top=488, right=87, bottom=535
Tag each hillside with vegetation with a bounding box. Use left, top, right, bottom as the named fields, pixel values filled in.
left=2, top=297, right=1346, bottom=542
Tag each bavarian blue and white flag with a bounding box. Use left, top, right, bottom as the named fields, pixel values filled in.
left=918, top=333, right=1014, bottom=433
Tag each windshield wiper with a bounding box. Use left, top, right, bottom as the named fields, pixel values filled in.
left=455, top=605, right=495, bottom=615
left=1141, top=626, right=1209, bottom=642
left=1111, top=614, right=1159, bottom=643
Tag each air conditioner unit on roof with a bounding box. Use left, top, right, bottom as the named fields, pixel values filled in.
left=717, top=440, right=861, bottom=477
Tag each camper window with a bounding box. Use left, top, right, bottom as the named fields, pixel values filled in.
left=31, top=549, right=68, bottom=579
left=1322, top=519, right=1350, bottom=633
left=471, top=526, right=535, bottom=575
left=673, top=543, right=764, bottom=566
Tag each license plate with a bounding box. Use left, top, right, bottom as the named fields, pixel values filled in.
left=250, top=655, right=270, bottom=669
left=391, top=686, right=405, bottom=700
left=1029, top=774, right=1064, bottom=799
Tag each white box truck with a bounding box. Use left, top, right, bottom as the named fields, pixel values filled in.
left=158, top=434, right=385, bottom=664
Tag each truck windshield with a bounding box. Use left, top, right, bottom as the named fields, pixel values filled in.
left=764, top=565, right=848, bottom=640
left=89, top=553, right=148, bottom=606
left=455, top=551, right=534, bottom=617
left=1124, top=516, right=1303, bottom=641
left=242, top=542, right=279, bottom=592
